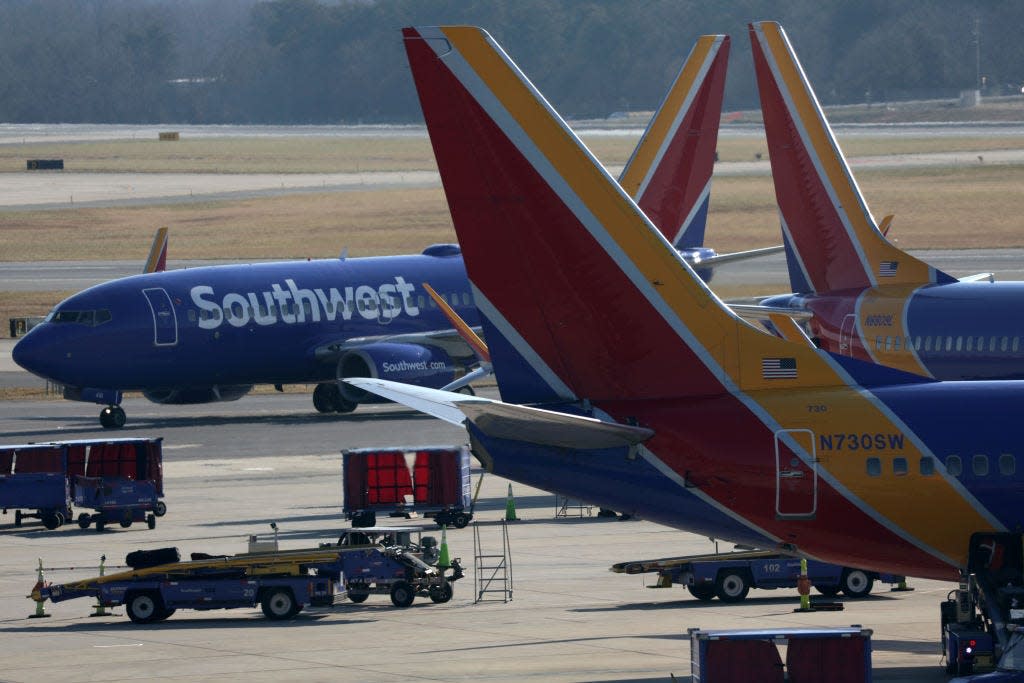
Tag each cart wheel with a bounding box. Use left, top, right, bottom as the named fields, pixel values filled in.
left=96, top=519, right=105, bottom=532
left=77, top=513, right=91, bottom=529
left=714, top=569, right=750, bottom=603
left=147, top=514, right=156, bottom=530
left=429, top=583, right=453, bottom=604
left=14, top=510, right=22, bottom=527
left=814, top=584, right=840, bottom=598
left=389, top=581, right=415, bottom=608
left=840, top=569, right=875, bottom=598
left=126, top=591, right=164, bottom=624
left=452, top=512, right=470, bottom=529
left=42, top=511, right=63, bottom=530
left=120, top=518, right=133, bottom=529
left=347, top=584, right=370, bottom=603
left=687, top=583, right=716, bottom=602
left=153, top=607, right=176, bottom=622
left=154, top=501, right=167, bottom=517
left=261, top=588, right=299, bottom=620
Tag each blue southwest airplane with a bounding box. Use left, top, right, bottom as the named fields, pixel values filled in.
left=748, top=21, right=1024, bottom=380
left=349, top=24, right=1024, bottom=587
left=14, top=35, right=765, bottom=429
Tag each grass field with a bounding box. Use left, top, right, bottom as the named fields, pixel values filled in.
left=3, top=131, right=1024, bottom=332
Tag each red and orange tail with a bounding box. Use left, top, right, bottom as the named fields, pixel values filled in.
left=749, top=21, right=953, bottom=293
left=620, top=35, right=729, bottom=249
left=144, top=226, right=168, bottom=273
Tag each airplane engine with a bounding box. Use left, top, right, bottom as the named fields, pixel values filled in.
left=142, top=384, right=254, bottom=405
left=338, top=343, right=455, bottom=403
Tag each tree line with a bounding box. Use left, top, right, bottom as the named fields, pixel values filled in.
left=0, top=0, right=1021, bottom=124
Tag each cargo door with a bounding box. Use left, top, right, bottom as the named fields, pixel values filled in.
left=775, top=429, right=817, bottom=519
left=142, top=288, right=178, bottom=346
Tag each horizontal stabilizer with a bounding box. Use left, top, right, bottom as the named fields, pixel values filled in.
left=346, top=378, right=653, bottom=449
left=729, top=304, right=812, bottom=322
left=698, top=244, right=785, bottom=269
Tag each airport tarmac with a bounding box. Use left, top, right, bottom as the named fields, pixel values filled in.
left=0, top=393, right=956, bottom=681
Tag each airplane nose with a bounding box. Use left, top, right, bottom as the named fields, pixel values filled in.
left=12, top=333, right=38, bottom=372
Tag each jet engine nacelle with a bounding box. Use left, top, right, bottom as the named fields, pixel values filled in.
left=338, top=343, right=456, bottom=403
left=142, top=384, right=254, bottom=405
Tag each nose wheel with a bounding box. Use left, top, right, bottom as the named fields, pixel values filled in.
left=99, top=405, right=126, bottom=429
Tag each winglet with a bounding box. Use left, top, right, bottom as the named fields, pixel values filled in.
left=423, top=282, right=490, bottom=363
left=749, top=22, right=955, bottom=293
left=144, top=227, right=168, bottom=273
left=619, top=35, right=729, bottom=249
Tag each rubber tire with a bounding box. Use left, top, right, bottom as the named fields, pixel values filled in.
left=99, top=409, right=112, bottom=429
left=390, top=581, right=415, bottom=608
left=335, top=397, right=357, bottom=414
left=714, top=570, right=750, bottom=603
left=153, top=607, right=176, bottom=622
left=352, top=511, right=376, bottom=528
left=154, top=501, right=167, bottom=517
left=261, top=588, right=298, bottom=620
left=452, top=512, right=470, bottom=529
left=815, top=584, right=841, bottom=598
left=347, top=588, right=370, bottom=604
left=429, top=583, right=453, bottom=604
left=840, top=569, right=874, bottom=598
left=120, top=518, right=133, bottom=529
left=313, top=383, right=340, bottom=413
left=126, top=592, right=163, bottom=624
left=78, top=513, right=92, bottom=529
left=147, top=514, right=156, bottom=529
left=101, top=406, right=126, bottom=429
left=687, top=583, right=717, bottom=602
left=42, top=511, right=63, bottom=530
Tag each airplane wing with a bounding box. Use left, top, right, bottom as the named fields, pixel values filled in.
left=346, top=378, right=654, bottom=450
left=727, top=304, right=812, bottom=322
left=311, top=328, right=479, bottom=363
left=694, top=244, right=785, bottom=268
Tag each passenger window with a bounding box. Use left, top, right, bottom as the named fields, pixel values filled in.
left=978, top=336, right=985, bottom=351
left=973, top=454, right=989, bottom=477
left=884, top=336, right=891, bottom=352
left=893, top=336, right=902, bottom=351
left=914, top=337, right=922, bottom=350
left=946, top=455, right=962, bottom=477
left=966, top=336, right=974, bottom=352
left=1002, top=336, right=1010, bottom=352
left=946, top=336, right=954, bottom=351
left=999, top=454, right=1016, bottom=476
left=990, top=337, right=998, bottom=352
left=224, top=308, right=233, bottom=320
left=1015, top=338, right=1021, bottom=353
left=924, top=337, right=932, bottom=351
left=866, top=457, right=881, bottom=477
left=188, top=310, right=197, bottom=322
left=463, top=293, right=471, bottom=305
left=955, top=336, right=963, bottom=351
left=418, top=295, right=426, bottom=309
left=919, top=457, right=935, bottom=476
left=875, top=336, right=883, bottom=351
left=303, top=301, right=313, bottom=315
left=893, top=457, right=908, bottom=476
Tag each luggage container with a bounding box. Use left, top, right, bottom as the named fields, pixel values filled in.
left=67, top=438, right=165, bottom=531
left=0, top=443, right=72, bottom=529
left=343, top=446, right=473, bottom=528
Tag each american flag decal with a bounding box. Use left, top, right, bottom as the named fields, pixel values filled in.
left=879, top=261, right=899, bottom=277
left=762, top=357, right=798, bottom=379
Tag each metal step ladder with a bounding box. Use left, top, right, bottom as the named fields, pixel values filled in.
left=473, top=520, right=512, bottom=603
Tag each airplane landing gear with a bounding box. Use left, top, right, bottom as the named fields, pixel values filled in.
left=99, top=405, right=126, bottom=429
left=313, top=383, right=357, bottom=414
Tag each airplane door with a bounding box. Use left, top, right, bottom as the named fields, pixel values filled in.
left=142, top=288, right=178, bottom=346
left=839, top=314, right=856, bottom=356
left=775, top=429, right=817, bottom=519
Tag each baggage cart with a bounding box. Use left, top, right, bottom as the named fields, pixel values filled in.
left=0, top=443, right=72, bottom=529
left=67, top=438, right=166, bottom=531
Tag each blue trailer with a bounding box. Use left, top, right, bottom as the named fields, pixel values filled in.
left=0, top=443, right=72, bottom=529
left=66, top=438, right=166, bottom=531
left=611, top=549, right=905, bottom=602
left=343, top=446, right=473, bottom=528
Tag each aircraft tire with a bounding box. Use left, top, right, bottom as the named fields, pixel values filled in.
left=100, top=406, right=126, bottom=429
left=334, top=397, right=357, bottom=414
left=313, top=383, right=340, bottom=413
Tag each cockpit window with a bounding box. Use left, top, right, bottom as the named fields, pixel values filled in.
left=48, top=309, right=112, bottom=327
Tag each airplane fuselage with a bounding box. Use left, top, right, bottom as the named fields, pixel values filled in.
left=763, top=281, right=1024, bottom=380
left=14, top=250, right=478, bottom=393
left=470, top=377, right=1024, bottom=582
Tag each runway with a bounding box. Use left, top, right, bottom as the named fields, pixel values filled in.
left=0, top=393, right=954, bottom=682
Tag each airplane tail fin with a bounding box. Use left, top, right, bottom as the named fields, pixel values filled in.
left=404, top=26, right=855, bottom=404
left=619, top=35, right=729, bottom=249
left=144, top=226, right=169, bottom=273
left=749, top=22, right=955, bottom=293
